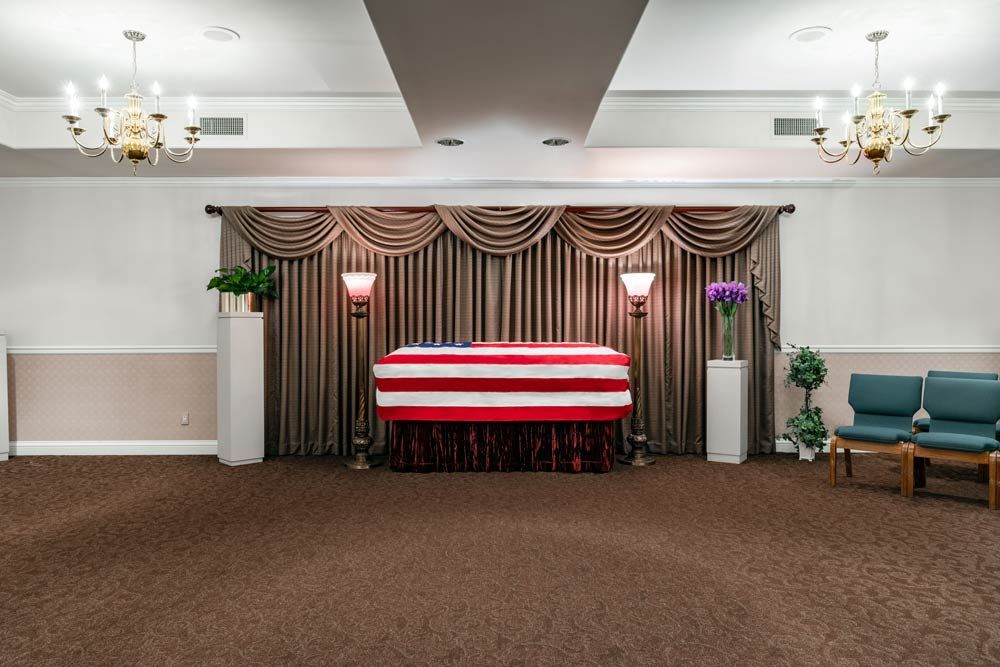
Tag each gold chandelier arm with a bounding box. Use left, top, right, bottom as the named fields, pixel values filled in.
left=817, top=138, right=851, bottom=160
left=816, top=143, right=850, bottom=163
left=67, top=127, right=109, bottom=157
left=163, top=145, right=195, bottom=163
left=904, top=125, right=944, bottom=153
left=109, top=144, right=126, bottom=164
left=147, top=148, right=160, bottom=166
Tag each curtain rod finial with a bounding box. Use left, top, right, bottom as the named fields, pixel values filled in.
left=205, top=204, right=221, bottom=216
left=780, top=204, right=796, bottom=214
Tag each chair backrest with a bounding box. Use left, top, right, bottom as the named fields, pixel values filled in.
left=924, top=377, right=1000, bottom=438
left=847, top=373, right=924, bottom=431
left=928, top=370, right=999, bottom=381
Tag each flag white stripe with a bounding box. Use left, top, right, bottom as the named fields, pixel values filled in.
left=376, top=390, right=633, bottom=407
left=373, top=363, right=629, bottom=379
left=389, top=346, right=622, bottom=357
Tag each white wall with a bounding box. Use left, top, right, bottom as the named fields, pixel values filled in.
left=1, top=178, right=998, bottom=349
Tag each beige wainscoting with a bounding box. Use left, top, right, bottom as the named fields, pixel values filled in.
left=775, top=350, right=1000, bottom=433
left=7, top=349, right=1000, bottom=451
left=6, top=353, right=216, bottom=442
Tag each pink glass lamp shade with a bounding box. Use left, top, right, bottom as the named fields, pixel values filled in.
left=620, top=272, right=655, bottom=298
left=341, top=272, right=377, bottom=298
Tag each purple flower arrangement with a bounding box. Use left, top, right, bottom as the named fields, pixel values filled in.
left=705, top=281, right=748, bottom=360
left=705, top=281, right=749, bottom=308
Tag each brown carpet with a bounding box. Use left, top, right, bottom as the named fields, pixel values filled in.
left=1, top=454, right=999, bottom=666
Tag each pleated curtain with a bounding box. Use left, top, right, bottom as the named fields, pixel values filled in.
left=220, top=205, right=782, bottom=457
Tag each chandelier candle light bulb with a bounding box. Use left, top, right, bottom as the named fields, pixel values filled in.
left=851, top=84, right=862, bottom=115
left=813, top=97, right=823, bottom=128
left=98, top=75, right=109, bottom=107
left=151, top=82, right=161, bottom=113
left=904, top=77, right=914, bottom=109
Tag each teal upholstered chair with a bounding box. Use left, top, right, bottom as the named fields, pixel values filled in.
left=910, top=377, right=1000, bottom=509
left=912, top=370, right=1000, bottom=435
left=830, top=374, right=924, bottom=495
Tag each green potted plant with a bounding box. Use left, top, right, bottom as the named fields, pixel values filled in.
left=207, top=265, right=278, bottom=312
left=782, top=344, right=829, bottom=461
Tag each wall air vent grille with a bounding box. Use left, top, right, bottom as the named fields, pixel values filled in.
left=199, top=116, right=244, bottom=136
left=773, top=117, right=817, bottom=137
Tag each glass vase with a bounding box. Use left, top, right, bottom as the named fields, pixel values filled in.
left=721, top=312, right=734, bottom=361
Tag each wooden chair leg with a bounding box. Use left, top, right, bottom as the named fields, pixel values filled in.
left=829, top=437, right=838, bottom=488
left=901, top=444, right=914, bottom=497
left=844, top=449, right=853, bottom=477
left=914, top=457, right=927, bottom=489
left=978, top=463, right=989, bottom=483
left=989, top=452, right=999, bottom=511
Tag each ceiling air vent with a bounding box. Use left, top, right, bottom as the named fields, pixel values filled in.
left=199, top=116, right=244, bottom=136
left=772, top=117, right=816, bottom=137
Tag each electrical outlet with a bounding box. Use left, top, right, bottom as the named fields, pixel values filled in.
left=181, top=412, right=190, bottom=426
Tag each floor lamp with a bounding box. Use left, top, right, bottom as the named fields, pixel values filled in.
left=341, top=272, right=380, bottom=470
left=619, top=272, right=656, bottom=466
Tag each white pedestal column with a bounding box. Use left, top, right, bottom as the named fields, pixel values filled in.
left=0, top=331, right=8, bottom=462
left=217, top=313, right=264, bottom=466
left=706, top=359, right=748, bottom=464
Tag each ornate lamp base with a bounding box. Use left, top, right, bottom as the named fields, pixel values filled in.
left=619, top=432, right=656, bottom=466
left=345, top=433, right=381, bottom=469
left=345, top=454, right=382, bottom=470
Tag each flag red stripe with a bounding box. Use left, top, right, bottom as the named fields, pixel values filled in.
left=469, top=342, right=601, bottom=348
left=376, top=377, right=629, bottom=393
left=379, top=353, right=630, bottom=366
left=377, top=406, right=632, bottom=422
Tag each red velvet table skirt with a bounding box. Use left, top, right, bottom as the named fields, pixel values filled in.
left=389, top=421, right=619, bottom=473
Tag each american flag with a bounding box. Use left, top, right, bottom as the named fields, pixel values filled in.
left=373, top=342, right=632, bottom=422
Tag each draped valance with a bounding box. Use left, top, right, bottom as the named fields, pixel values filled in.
left=221, top=204, right=778, bottom=260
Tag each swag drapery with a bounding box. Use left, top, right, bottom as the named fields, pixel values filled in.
left=219, top=205, right=782, bottom=457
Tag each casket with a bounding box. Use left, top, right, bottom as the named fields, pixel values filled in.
left=373, top=342, right=631, bottom=472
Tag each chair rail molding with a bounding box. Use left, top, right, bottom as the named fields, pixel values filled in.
left=779, top=345, right=1000, bottom=354
left=7, top=345, right=217, bottom=355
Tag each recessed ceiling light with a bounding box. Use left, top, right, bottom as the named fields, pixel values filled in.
left=789, top=26, right=832, bottom=43
left=542, top=137, right=571, bottom=147
left=202, top=26, right=241, bottom=42
left=436, top=137, right=464, bottom=146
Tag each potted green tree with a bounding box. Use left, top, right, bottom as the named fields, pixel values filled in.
left=207, top=265, right=278, bottom=312
left=782, top=345, right=829, bottom=461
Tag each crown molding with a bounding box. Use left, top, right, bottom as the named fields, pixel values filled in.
left=0, top=176, right=998, bottom=190
left=0, top=88, right=409, bottom=113
left=600, top=93, right=1000, bottom=114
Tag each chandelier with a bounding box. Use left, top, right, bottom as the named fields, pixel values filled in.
left=61, top=30, right=201, bottom=174
left=812, top=30, right=951, bottom=174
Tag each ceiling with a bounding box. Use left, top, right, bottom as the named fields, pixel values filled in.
left=0, top=0, right=399, bottom=96
left=611, top=0, right=1000, bottom=93
left=0, top=0, right=998, bottom=179
left=364, top=0, right=647, bottom=145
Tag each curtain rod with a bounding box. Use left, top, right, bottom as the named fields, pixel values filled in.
left=203, top=204, right=796, bottom=216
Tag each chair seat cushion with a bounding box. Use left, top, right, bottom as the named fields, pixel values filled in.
left=912, top=417, right=1000, bottom=438
left=911, top=431, right=1000, bottom=452
left=835, top=425, right=911, bottom=444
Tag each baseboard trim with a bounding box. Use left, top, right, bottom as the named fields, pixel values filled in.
left=775, top=437, right=873, bottom=455
left=9, top=440, right=217, bottom=456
